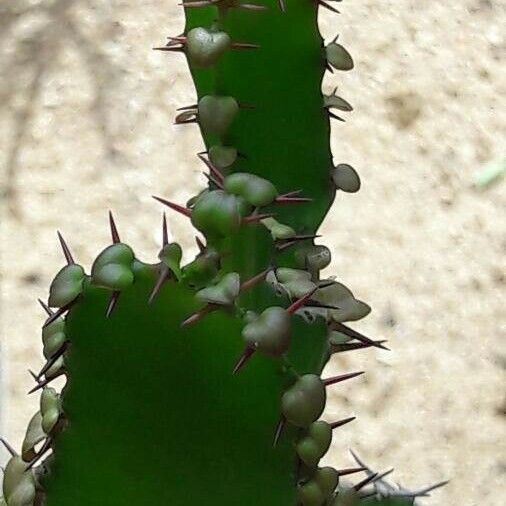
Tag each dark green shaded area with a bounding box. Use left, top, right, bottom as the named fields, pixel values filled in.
left=44, top=274, right=328, bottom=505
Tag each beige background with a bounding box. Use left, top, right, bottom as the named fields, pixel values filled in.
left=1, top=0, right=505, bottom=504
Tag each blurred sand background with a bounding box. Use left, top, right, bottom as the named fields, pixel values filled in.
left=0, top=0, right=505, bottom=504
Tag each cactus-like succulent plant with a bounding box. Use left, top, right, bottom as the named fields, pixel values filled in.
left=1, top=1, right=446, bottom=505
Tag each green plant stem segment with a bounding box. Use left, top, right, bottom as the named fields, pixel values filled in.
left=0, top=2, right=446, bottom=506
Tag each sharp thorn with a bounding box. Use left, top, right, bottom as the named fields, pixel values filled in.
left=331, top=341, right=388, bottom=354
left=232, top=346, right=256, bottom=374
left=237, top=3, right=268, bottom=10
left=167, top=35, right=186, bottom=43
left=197, top=153, right=224, bottom=183
left=28, top=371, right=65, bottom=394
left=36, top=342, right=70, bottom=380
left=42, top=300, right=76, bottom=328
left=148, top=267, right=169, bottom=305
left=162, top=213, right=169, bottom=246
left=203, top=171, right=224, bottom=190
left=337, top=466, right=367, bottom=477
left=374, top=468, right=395, bottom=482
left=349, top=448, right=366, bottom=468
left=28, top=370, right=39, bottom=382
left=0, top=437, right=17, bottom=457
left=240, top=267, right=271, bottom=293
left=109, top=211, right=121, bottom=244
left=319, top=0, right=340, bottom=13
left=280, top=189, right=302, bottom=198
left=106, top=291, right=121, bottom=318
left=242, top=213, right=275, bottom=224
left=286, top=287, right=318, bottom=314
left=329, top=111, right=346, bottom=122
left=38, top=299, right=54, bottom=317
left=153, top=196, right=192, bottom=218
left=306, top=301, right=341, bottom=310
left=153, top=46, right=184, bottom=53
left=176, top=104, right=198, bottom=111
left=57, top=231, right=75, bottom=265
left=354, top=472, right=379, bottom=492
left=195, top=236, right=206, bottom=252
left=275, top=235, right=320, bottom=252
left=323, top=371, right=364, bottom=386
left=330, top=416, right=356, bottom=430
left=415, top=480, right=450, bottom=495
left=333, top=322, right=390, bottom=351
left=25, top=438, right=53, bottom=470
left=275, top=196, right=312, bottom=204
left=179, top=0, right=221, bottom=7
left=278, top=0, right=286, bottom=11
left=174, top=116, right=197, bottom=125
left=231, top=42, right=261, bottom=50
left=181, top=304, right=215, bottom=328
left=356, top=469, right=395, bottom=493
left=272, top=417, right=286, bottom=447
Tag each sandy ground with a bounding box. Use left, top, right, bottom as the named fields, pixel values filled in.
left=1, top=0, right=505, bottom=504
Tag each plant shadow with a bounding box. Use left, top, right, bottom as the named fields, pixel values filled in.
left=0, top=0, right=123, bottom=219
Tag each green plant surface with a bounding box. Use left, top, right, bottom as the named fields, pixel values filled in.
left=0, top=1, right=447, bottom=505
left=184, top=1, right=334, bottom=278
left=41, top=275, right=328, bottom=505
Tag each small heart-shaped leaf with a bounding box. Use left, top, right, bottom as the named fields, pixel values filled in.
left=242, top=306, right=291, bottom=356
left=42, top=319, right=66, bottom=359
left=324, top=92, right=353, bottom=112
left=224, top=173, right=278, bottom=207
left=44, top=356, right=65, bottom=380
left=326, top=40, right=354, bottom=71
left=315, top=282, right=371, bottom=323
left=281, top=374, right=326, bottom=428
left=261, top=217, right=296, bottom=240
left=296, top=439, right=323, bottom=469
left=296, top=421, right=333, bottom=467
left=92, top=244, right=134, bottom=272
left=199, top=96, right=239, bottom=137
left=276, top=268, right=317, bottom=299
left=191, top=190, right=244, bottom=237
left=92, top=263, right=134, bottom=291
left=3, top=456, right=36, bottom=504
left=295, top=245, right=331, bottom=272
left=21, top=413, right=45, bottom=462
left=48, top=264, right=86, bottom=308
left=196, top=272, right=240, bottom=305
left=314, top=467, right=339, bottom=497
left=331, top=164, right=361, bottom=193
left=159, top=243, right=183, bottom=281
left=40, top=388, right=59, bottom=415
left=42, top=409, right=59, bottom=435
left=182, top=249, right=220, bottom=289
left=186, top=27, right=231, bottom=68
left=298, top=480, right=325, bottom=506
left=209, top=145, right=237, bottom=168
